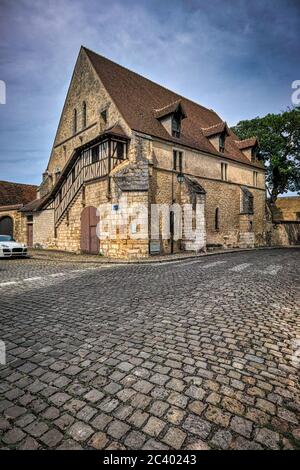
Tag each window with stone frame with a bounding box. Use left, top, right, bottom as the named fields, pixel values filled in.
left=73, top=108, right=77, bottom=135
left=241, top=186, right=254, bottom=214
left=221, top=162, right=228, bottom=181
left=173, top=150, right=183, bottom=171
left=100, top=108, right=108, bottom=124
left=215, top=207, right=220, bottom=231
left=82, top=101, right=87, bottom=128
left=253, top=171, right=258, bottom=187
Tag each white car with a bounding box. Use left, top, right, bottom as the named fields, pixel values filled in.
left=0, top=235, right=28, bottom=258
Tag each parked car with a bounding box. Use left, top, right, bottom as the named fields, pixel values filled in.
left=0, top=235, right=28, bottom=258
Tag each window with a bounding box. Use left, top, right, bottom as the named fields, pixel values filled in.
left=82, top=101, right=87, bottom=128
left=71, top=168, right=76, bottom=184
left=172, top=114, right=181, bottom=138
left=253, top=171, right=258, bottom=187
left=101, top=109, right=107, bottom=123
left=73, top=109, right=77, bottom=134
left=251, top=146, right=257, bottom=161
left=27, top=215, right=33, bottom=223
left=91, top=145, right=99, bottom=163
left=215, top=208, right=219, bottom=231
left=219, top=133, right=226, bottom=153
left=221, top=162, right=228, bottom=181
left=173, top=150, right=183, bottom=171
left=249, top=195, right=254, bottom=214
left=173, top=150, right=177, bottom=170
left=241, top=187, right=254, bottom=214
left=116, top=141, right=124, bottom=160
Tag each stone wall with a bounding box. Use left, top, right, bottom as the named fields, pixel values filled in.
left=55, top=179, right=108, bottom=252
left=152, top=140, right=265, bottom=190
left=100, top=191, right=149, bottom=259
left=150, top=139, right=266, bottom=249
left=270, top=222, right=300, bottom=246
left=32, top=209, right=55, bottom=248
left=43, top=48, right=131, bottom=190
left=272, top=196, right=300, bottom=222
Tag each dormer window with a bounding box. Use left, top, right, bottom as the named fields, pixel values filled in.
left=235, top=137, right=259, bottom=162
left=154, top=100, right=186, bottom=139
left=219, top=133, right=226, bottom=153
left=202, top=122, right=229, bottom=154
left=172, top=113, right=181, bottom=138
left=251, top=146, right=258, bottom=161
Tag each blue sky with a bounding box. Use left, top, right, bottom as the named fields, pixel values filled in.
left=0, top=0, right=299, bottom=185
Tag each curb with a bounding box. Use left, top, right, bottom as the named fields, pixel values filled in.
left=28, top=245, right=299, bottom=266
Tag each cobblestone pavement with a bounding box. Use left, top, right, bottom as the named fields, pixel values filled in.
left=0, top=248, right=299, bottom=450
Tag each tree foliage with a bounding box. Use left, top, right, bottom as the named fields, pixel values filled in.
left=232, top=108, right=300, bottom=202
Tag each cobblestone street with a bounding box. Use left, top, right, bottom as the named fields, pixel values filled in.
left=0, top=248, right=299, bottom=450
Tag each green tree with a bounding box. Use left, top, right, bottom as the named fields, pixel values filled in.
left=232, top=108, right=300, bottom=202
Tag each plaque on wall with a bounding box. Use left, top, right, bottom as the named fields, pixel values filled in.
left=150, top=241, right=161, bottom=255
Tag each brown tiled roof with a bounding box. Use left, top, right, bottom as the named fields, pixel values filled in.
left=0, top=181, right=37, bottom=207
left=20, top=197, right=46, bottom=213
left=154, top=100, right=187, bottom=119
left=235, top=137, right=258, bottom=150
left=202, top=121, right=229, bottom=137
left=84, top=47, right=263, bottom=169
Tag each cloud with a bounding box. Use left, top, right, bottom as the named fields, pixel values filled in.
left=0, top=0, right=299, bottom=183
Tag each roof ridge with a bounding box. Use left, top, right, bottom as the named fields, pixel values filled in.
left=0, top=180, right=37, bottom=187
left=202, top=122, right=226, bottom=131
left=83, top=46, right=217, bottom=116
left=154, top=99, right=182, bottom=113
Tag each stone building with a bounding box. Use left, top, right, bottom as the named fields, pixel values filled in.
left=26, top=46, right=267, bottom=258
left=271, top=196, right=300, bottom=222
left=0, top=181, right=37, bottom=242
left=269, top=196, right=300, bottom=246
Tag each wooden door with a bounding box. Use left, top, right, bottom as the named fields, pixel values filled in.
left=27, top=224, right=33, bottom=247
left=80, top=206, right=99, bottom=254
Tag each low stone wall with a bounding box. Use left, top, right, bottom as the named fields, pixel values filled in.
left=271, top=221, right=300, bottom=246
left=33, top=209, right=55, bottom=248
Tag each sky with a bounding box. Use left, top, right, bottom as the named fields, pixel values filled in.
left=0, top=0, right=299, bottom=185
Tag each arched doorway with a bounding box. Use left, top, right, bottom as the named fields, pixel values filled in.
left=80, top=206, right=100, bottom=254
left=0, top=216, right=14, bottom=238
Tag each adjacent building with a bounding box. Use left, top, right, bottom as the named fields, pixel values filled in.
left=0, top=181, right=37, bottom=242
left=16, top=47, right=267, bottom=258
